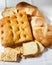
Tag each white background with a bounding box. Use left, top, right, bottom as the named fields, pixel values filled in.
left=0, top=0, right=52, bottom=65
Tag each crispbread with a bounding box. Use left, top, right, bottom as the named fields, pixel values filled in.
left=0, top=47, right=20, bottom=61
left=0, top=12, right=33, bottom=47
left=23, top=41, right=38, bottom=56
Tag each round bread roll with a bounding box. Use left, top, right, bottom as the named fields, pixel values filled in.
left=16, top=2, right=44, bottom=17
left=31, top=16, right=52, bottom=47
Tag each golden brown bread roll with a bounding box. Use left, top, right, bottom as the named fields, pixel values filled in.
left=31, top=16, right=52, bottom=47
left=2, top=7, right=17, bottom=17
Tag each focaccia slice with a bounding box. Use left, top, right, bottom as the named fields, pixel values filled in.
left=0, top=12, right=33, bottom=47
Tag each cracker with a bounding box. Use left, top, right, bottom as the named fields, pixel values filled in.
left=0, top=12, right=32, bottom=46
left=0, top=47, right=20, bottom=61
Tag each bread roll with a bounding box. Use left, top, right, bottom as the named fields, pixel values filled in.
left=31, top=16, right=52, bottom=47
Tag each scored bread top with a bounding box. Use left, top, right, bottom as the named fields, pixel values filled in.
left=0, top=11, right=33, bottom=47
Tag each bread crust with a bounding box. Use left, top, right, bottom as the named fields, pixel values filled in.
left=0, top=12, right=33, bottom=47
left=31, top=16, right=52, bottom=47
left=0, top=47, right=20, bottom=61
left=23, top=41, right=38, bottom=56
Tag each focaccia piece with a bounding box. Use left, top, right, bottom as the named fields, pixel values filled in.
left=0, top=12, right=33, bottom=47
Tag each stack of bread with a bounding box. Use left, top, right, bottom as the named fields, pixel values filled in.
left=0, top=2, right=52, bottom=62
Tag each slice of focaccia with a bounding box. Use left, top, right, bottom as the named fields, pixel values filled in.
left=0, top=12, right=33, bottom=47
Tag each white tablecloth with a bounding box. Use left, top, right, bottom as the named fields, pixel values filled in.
left=0, top=0, right=52, bottom=65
